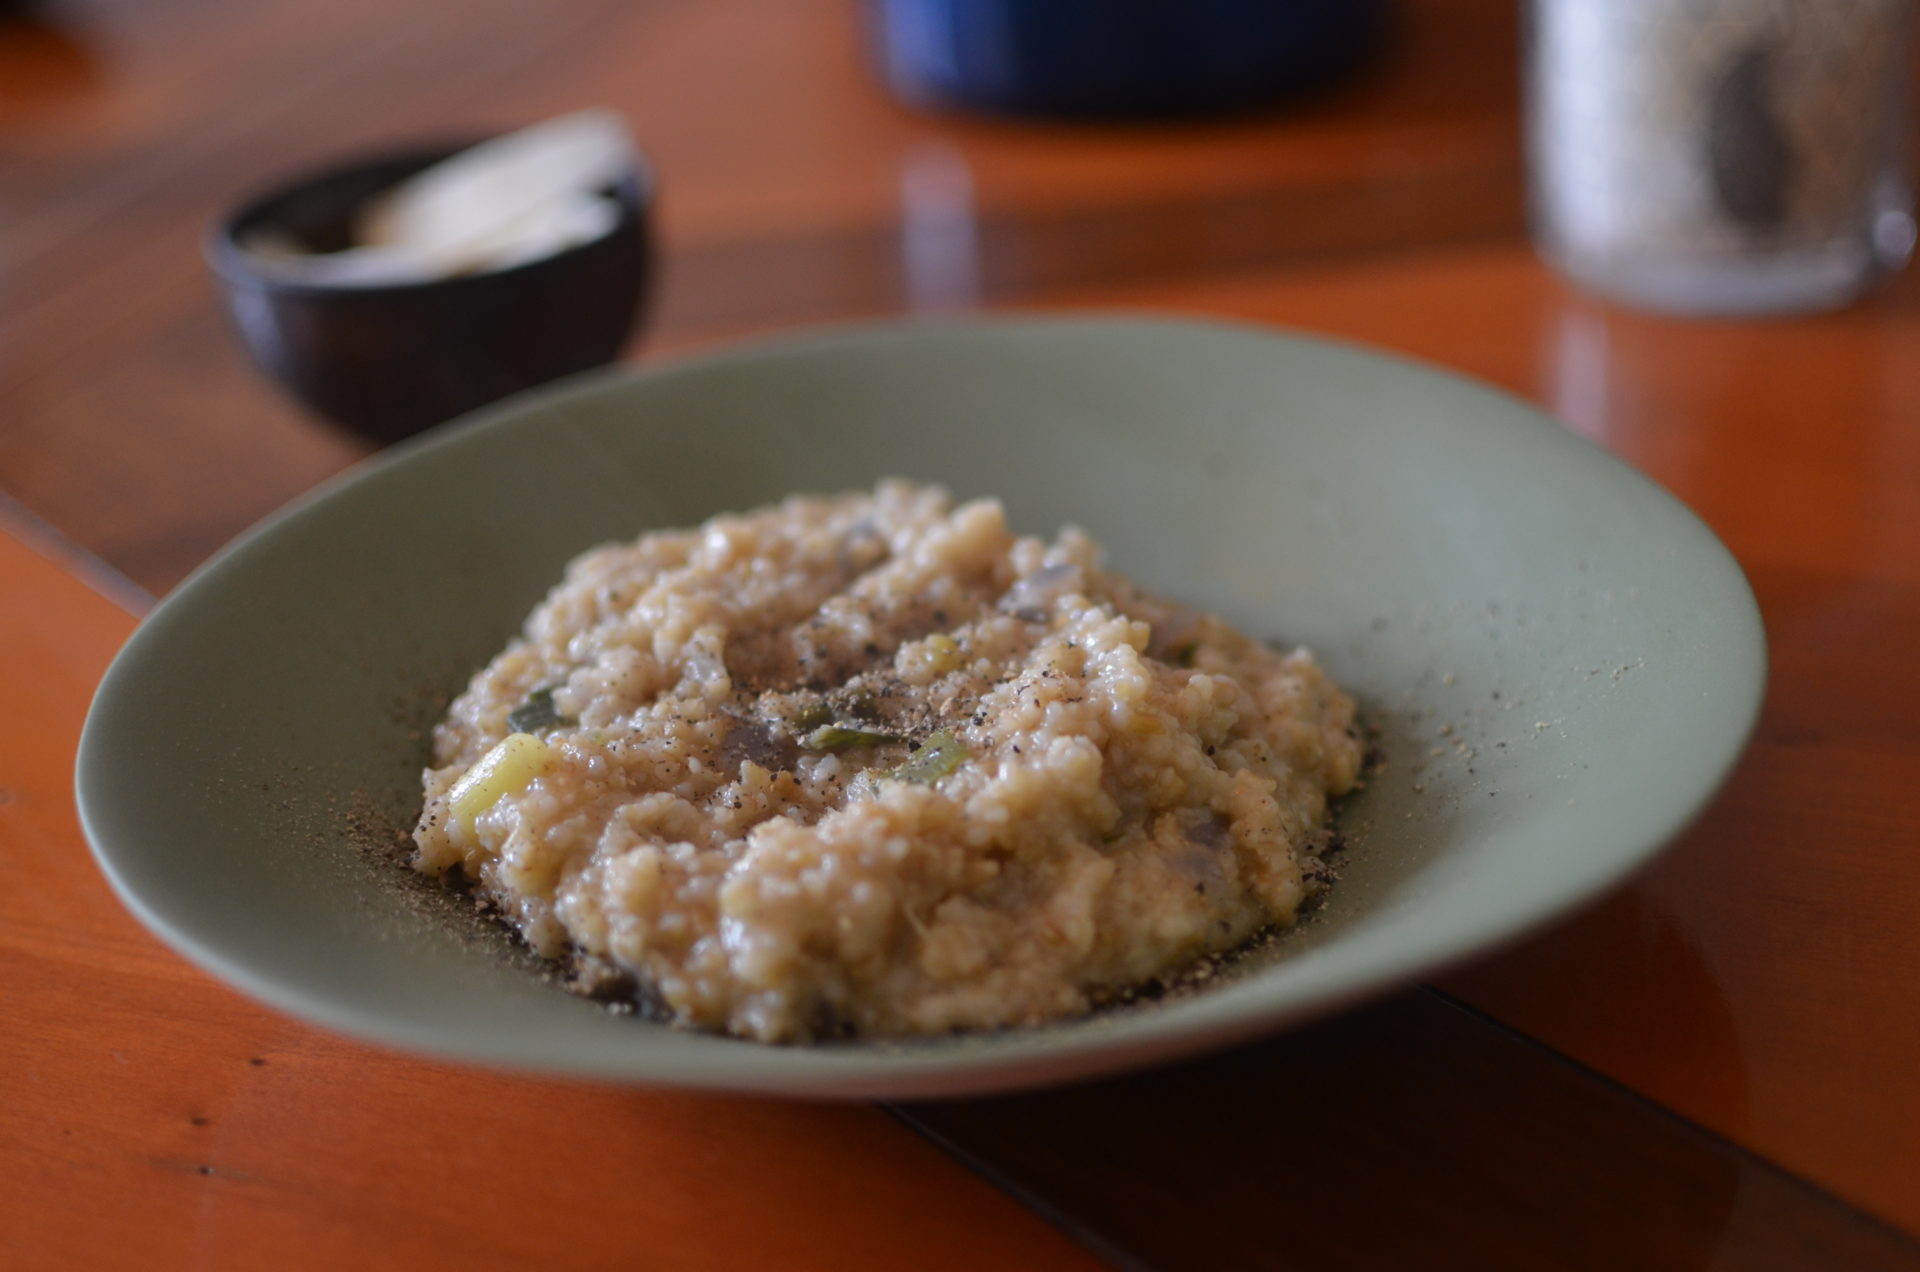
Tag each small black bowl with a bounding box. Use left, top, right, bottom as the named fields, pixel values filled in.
left=206, top=140, right=653, bottom=444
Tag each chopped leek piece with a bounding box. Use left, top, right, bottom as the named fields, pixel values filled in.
left=790, top=700, right=835, bottom=731
left=802, top=724, right=903, bottom=750
left=448, top=732, right=556, bottom=832
left=506, top=686, right=572, bottom=733
left=889, top=730, right=969, bottom=783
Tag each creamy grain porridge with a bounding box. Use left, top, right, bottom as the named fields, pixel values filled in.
left=412, top=481, right=1362, bottom=1042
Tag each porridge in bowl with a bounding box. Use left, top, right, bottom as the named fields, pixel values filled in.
left=413, top=481, right=1362, bottom=1042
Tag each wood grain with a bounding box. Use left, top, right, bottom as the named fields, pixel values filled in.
left=6, top=0, right=1920, bottom=1264
left=1024, top=246, right=1920, bottom=1234
left=0, top=0, right=1523, bottom=594
left=896, top=990, right=1920, bottom=1272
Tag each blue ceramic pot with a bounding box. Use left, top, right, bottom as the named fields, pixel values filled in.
left=870, top=0, right=1390, bottom=118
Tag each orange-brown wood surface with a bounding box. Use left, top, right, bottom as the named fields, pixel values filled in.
left=1110, top=247, right=1920, bottom=1231
left=0, top=522, right=1106, bottom=1270
left=5, top=0, right=1920, bottom=1266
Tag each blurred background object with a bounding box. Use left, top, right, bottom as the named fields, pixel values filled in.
left=205, top=128, right=652, bottom=443
left=867, top=0, right=1391, bottom=118
left=1527, top=0, right=1915, bottom=314
left=0, top=5, right=101, bottom=105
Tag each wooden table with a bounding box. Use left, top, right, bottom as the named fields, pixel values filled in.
left=4, top=1, right=1918, bottom=1267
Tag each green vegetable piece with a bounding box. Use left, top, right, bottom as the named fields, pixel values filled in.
left=791, top=700, right=835, bottom=731
left=802, top=724, right=903, bottom=750
left=890, top=730, right=970, bottom=783
left=506, top=686, right=573, bottom=733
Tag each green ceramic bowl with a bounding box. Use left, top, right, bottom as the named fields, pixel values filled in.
left=76, top=317, right=1765, bottom=1098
